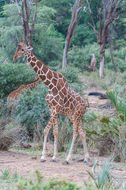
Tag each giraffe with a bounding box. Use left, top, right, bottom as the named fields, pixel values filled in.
left=13, top=41, right=90, bottom=164
left=7, top=76, right=40, bottom=105
left=91, top=53, right=97, bottom=72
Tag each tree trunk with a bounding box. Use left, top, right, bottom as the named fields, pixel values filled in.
left=99, top=43, right=105, bottom=78
left=109, top=41, right=117, bottom=72
left=62, top=37, right=70, bottom=69
left=62, top=0, right=82, bottom=70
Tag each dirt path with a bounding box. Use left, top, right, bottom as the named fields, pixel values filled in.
left=0, top=151, right=126, bottom=185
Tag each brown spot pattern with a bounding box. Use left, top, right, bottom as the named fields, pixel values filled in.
left=37, top=61, right=42, bottom=68
left=52, top=87, right=58, bottom=96
left=52, top=78, right=57, bottom=86
left=32, top=57, right=36, bottom=62
left=30, top=62, right=35, bottom=67
left=40, top=75, right=46, bottom=81
left=47, top=71, right=53, bottom=79
left=43, top=65, right=48, bottom=74
left=44, top=80, right=50, bottom=86
left=34, top=67, right=38, bottom=72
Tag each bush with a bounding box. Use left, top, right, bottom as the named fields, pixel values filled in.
left=43, top=179, right=80, bottom=190
left=106, top=87, right=126, bottom=121
left=68, top=43, right=100, bottom=70
left=57, top=117, right=73, bottom=152
left=0, top=63, right=36, bottom=98
left=13, top=83, right=49, bottom=139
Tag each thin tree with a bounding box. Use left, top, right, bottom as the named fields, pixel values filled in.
left=107, top=24, right=117, bottom=72
left=15, top=0, right=37, bottom=45
left=62, top=0, right=82, bottom=70
left=86, top=0, right=126, bottom=77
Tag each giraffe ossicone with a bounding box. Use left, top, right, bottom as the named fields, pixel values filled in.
left=13, top=41, right=90, bottom=164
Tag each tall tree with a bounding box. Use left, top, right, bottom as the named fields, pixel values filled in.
left=86, top=0, right=126, bottom=77
left=15, top=0, right=38, bottom=45
left=62, top=0, right=82, bottom=69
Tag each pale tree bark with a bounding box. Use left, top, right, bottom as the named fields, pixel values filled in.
left=62, top=0, right=82, bottom=70
left=15, top=0, right=37, bottom=45
left=86, top=0, right=126, bottom=78
left=108, top=24, right=117, bottom=72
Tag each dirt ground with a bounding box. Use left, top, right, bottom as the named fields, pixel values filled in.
left=0, top=151, right=126, bottom=186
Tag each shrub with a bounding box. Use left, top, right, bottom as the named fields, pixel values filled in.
left=0, top=63, right=36, bottom=98
left=13, top=83, right=49, bottom=139
left=106, top=88, right=126, bottom=121
left=43, top=179, right=80, bottom=190
left=57, top=117, right=73, bottom=152
left=68, top=43, right=100, bottom=70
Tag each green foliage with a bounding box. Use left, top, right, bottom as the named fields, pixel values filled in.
left=13, top=83, right=49, bottom=139
left=0, top=63, right=36, bottom=98
left=0, top=169, right=9, bottom=180
left=0, top=169, right=80, bottom=190
left=33, top=24, right=64, bottom=65
left=68, top=43, right=99, bottom=70
left=58, top=117, right=73, bottom=152
left=0, top=0, right=5, bottom=17
left=106, top=88, right=126, bottom=121
left=16, top=170, right=43, bottom=190
left=0, top=2, right=63, bottom=66
left=72, top=24, right=96, bottom=46
left=0, top=99, right=8, bottom=118
left=43, top=179, right=80, bottom=190
left=42, top=0, right=74, bottom=36
left=87, top=159, right=113, bottom=190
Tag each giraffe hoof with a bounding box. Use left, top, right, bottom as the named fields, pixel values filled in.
left=50, top=159, right=57, bottom=162
left=40, top=159, right=46, bottom=163
left=63, top=160, right=69, bottom=165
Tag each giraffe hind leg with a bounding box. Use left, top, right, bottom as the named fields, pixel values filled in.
left=65, top=123, right=78, bottom=164
left=78, top=121, right=90, bottom=163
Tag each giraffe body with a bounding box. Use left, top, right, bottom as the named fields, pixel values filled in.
left=13, top=42, right=90, bottom=163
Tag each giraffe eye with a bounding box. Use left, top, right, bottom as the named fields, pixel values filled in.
left=21, top=49, right=24, bottom=52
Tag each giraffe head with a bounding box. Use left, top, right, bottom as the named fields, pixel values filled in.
left=13, top=41, right=33, bottom=61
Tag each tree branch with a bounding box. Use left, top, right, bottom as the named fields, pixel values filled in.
left=86, top=0, right=98, bottom=39
left=30, top=0, right=37, bottom=35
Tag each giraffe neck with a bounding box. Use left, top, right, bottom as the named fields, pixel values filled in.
left=26, top=52, right=56, bottom=89
left=24, top=77, right=39, bottom=90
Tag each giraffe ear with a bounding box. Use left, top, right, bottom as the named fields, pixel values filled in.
left=27, top=46, right=33, bottom=51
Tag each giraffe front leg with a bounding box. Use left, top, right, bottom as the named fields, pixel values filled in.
left=40, top=118, right=52, bottom=162
left=51, top=116, right=58, bottom=162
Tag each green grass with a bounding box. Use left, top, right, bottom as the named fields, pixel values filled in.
left=0, top=169, right=80, bottom=190
left=9, top=147, right=42, bottom=156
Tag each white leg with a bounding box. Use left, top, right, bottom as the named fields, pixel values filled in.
left=65, top=125, right=78, bottom=163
